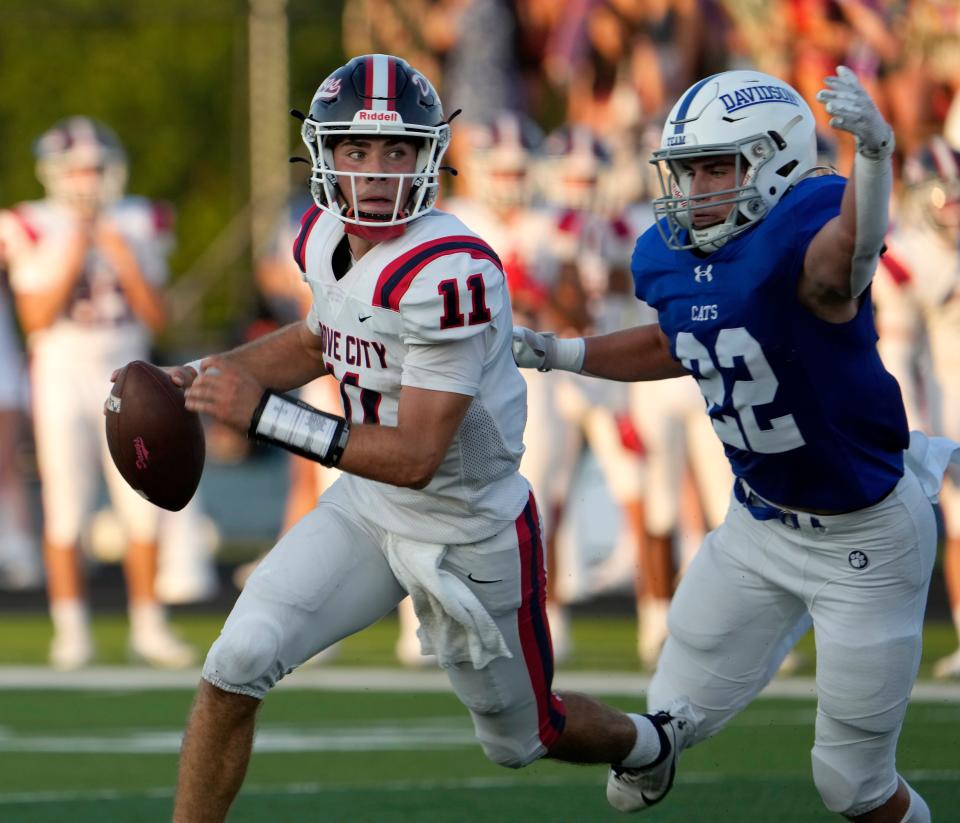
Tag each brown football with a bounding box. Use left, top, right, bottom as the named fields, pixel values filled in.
left=105, top=360, right=205, bottom=511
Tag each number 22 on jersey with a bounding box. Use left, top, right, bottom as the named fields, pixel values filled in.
left=676, top=327, right=805, bottom=455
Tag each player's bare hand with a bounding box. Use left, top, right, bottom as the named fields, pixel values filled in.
left=816, top=65, right=894, bottom=160
left=184, top=356, right=263, bottom=432
left=166, top=364, right=200, bottom=389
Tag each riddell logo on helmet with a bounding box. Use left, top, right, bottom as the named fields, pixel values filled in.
left=355, top=110, right=400, bottom=122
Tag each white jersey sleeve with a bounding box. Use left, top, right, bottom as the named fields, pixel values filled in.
left=0, top=205, right=78, bottom=294
left=397, top=251, right=507, bottom=345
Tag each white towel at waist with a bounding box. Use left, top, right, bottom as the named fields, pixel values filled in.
left=384, top=534, right=512, bottom=670
left=905, top=430, right=960, bottom=502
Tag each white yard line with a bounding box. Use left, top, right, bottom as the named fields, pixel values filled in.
left=2, top=771, right=959, bottom=806
left=0, top=666, right=957, bottom=702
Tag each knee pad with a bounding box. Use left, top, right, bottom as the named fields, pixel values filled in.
left=811, top=715, right=898, bottom=815
left=203, top=616, right=282, bottom=695
left=469, top=701, right=548, bottom=769
left=477, top=733, right=540, bottom=769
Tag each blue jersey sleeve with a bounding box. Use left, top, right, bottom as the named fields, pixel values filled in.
left=766, top=174, right=846, bottom=285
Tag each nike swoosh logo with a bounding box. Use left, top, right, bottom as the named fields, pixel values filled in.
left=358, top=314, right=372, bottom=322
left=467, top=573, right=503, bottom=584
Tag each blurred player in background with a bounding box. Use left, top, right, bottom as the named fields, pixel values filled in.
left=0, top=117, right=195, bottom=669
left=0, top=261, right=41, bottom=590
left=622, top=140, right=732, bottom=669
left=515, top=66, right=950, bottom=819
left=874, top=135, right=960, bottom=680
left=531, top=124, right=647, bottom=661
left=442, top=113, right=589, bottom=654
left=170, top=54, right=691, bottom=822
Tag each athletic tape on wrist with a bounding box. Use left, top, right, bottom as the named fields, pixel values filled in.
left=554, top=336, right=586, bottom=373
left=248, top=390, right=350, bottom=467
left=185, top=359, right=204, bottom=375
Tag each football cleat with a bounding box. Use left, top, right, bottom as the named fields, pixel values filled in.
left=606, top=699, right=697, bottom=813
left=129, top=626, right=196, bottom=669
left=933, top=649, right=960, bottom=680
left=49, top=631, right=95, bottom=671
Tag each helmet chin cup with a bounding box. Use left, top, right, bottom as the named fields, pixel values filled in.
left=343, top=208, right=408, bottom=241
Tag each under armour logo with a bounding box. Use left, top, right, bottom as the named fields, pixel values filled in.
left=848, top=550, right=869, bottom=570
left=694, top=264, right=713, bottom=283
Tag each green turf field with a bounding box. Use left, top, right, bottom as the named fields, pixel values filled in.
left=0, top=690, right=956, bottom=822
left=0, top=615, right=957, bottom=821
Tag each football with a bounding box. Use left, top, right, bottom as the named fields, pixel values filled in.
left=105, top=360, right=205, bottom=511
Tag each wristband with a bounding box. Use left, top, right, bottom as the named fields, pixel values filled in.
left=248, top=390, right=350, bottom=467
left=185, top=359, right=204, bottom=375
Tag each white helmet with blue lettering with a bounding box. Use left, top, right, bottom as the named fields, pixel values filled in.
left=651, top=70, right=817, bottom=252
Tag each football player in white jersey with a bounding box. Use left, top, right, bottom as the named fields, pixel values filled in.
left=0, top=117, right=195, bottom=669
left=873, top=136, right=960, bottom=680
left=243, top=195, right=423, bottom=668
left=533, top=124, right=648, bottom=660
left=167, top=55, right=694, bottom=823
left=0, top=267, right=40, bottom=589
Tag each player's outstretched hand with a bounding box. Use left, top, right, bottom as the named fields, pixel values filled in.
left=511, top=326, right=585, bottom=373
left=816, top=66, right=894, bottom=160
left=183, top=356, right=265, bottom=433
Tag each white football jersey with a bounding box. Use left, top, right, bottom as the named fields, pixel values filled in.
left=882, top=221, right=960, bottom=309
left=0, top=196, right=172, bottom=332
left=296, top=207, right=530, bottom=544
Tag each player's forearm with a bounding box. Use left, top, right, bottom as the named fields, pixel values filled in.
left=848, top=149, right=893, bottom=296
left=582, top=324, right=686, bottom=382
left=337, top=423, right=443, bottom=488
left=212, top=322, right=328, bottom=391
left=815, top=65, right=895, bottom=297
left=14, top=236, right=90, bottom=333
left=104, top=235, right=168, bottom=332
left=337, top=387, right=472, bottom=488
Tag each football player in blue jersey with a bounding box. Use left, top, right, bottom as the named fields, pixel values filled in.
left=514, top=67, right=954, bottom=821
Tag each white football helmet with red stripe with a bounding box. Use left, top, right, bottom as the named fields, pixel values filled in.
left=33, top=117, right=128, bottom=211
left=464, top=112, right=543, bottom=210
left=301, top=54, right=450, bottom=234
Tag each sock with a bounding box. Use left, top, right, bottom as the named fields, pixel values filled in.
left=50, top=599, right=90, bottom=639
left=128, top=601, right=168, bottom=639
left=899, top=781, right=930, bottom=823
left=619, top=713, right=667, bottom=769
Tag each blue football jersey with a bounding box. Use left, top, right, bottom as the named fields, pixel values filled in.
left=632, top=174, right=907, bottom=512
